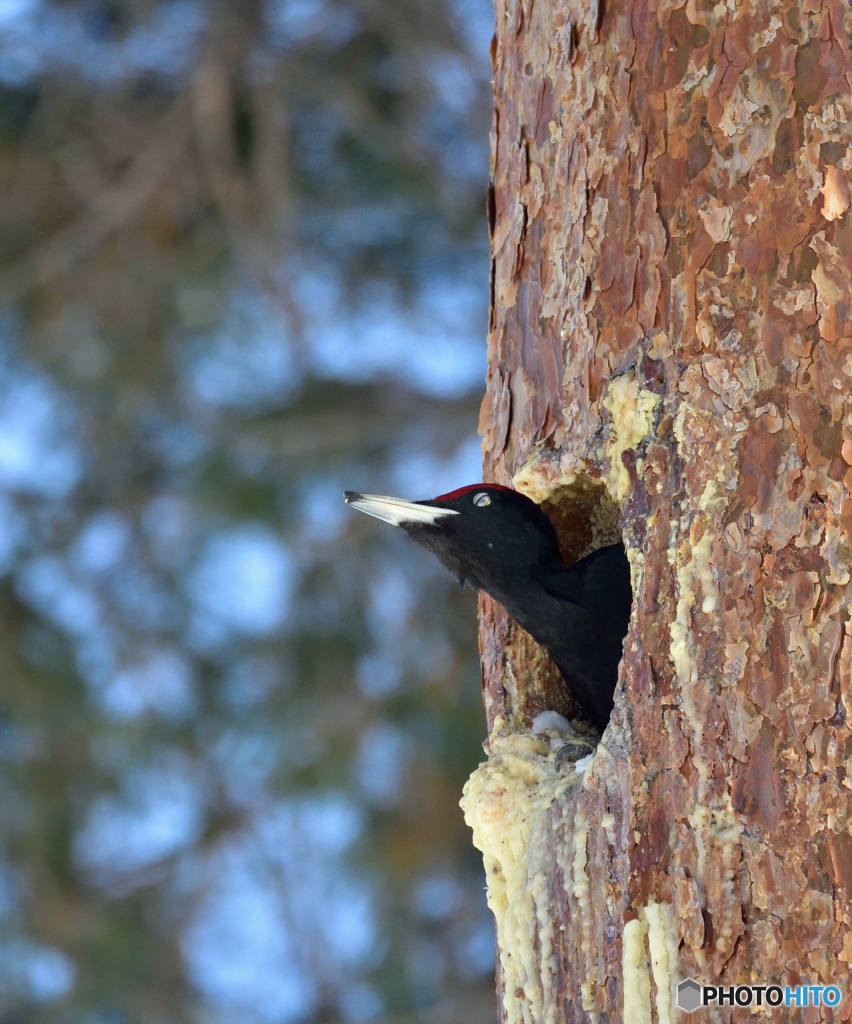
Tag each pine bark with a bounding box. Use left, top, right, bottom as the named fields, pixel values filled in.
left=466, top=0, right=852, bottom=1021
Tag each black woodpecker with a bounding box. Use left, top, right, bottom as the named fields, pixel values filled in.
left=344, top=483, right=631, bottom=732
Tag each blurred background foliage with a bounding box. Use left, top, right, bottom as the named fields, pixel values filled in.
left=0, top=0, right=496, bottom=1021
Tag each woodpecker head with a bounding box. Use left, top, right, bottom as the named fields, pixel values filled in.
left=344, top=484, right=563, bottom=596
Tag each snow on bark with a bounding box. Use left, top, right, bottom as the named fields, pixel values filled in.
left=472, top=0, right=852, bottom=1020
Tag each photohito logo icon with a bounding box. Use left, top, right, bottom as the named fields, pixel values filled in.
left=677, top=979, right=702, bottom=1013
left=675, top=980, right=841, bottom=1011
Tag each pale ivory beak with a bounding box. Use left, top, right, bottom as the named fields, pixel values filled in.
left=344, top=491, right=459, bottom=527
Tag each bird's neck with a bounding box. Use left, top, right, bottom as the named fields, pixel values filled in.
left=485, top=558, right=577, bottom=626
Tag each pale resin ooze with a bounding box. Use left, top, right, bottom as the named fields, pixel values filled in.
left=460, top=716, right=593, bottom=1024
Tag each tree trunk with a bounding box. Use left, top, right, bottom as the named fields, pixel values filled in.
left=464, top=0, right=852, bottom=1021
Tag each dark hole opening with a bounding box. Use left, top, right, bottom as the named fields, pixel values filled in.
left=519, top=476, right=629, bottom=735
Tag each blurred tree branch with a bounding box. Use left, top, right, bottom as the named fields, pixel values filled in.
left=1, top=98, right=189, bottom=299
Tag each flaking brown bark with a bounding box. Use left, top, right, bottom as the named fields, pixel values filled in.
left=468, top=0, right=852, bottom=1021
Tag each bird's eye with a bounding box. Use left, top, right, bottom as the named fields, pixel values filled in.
left=472, top=492, right=491, bottom=507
